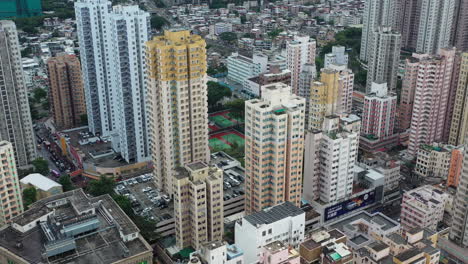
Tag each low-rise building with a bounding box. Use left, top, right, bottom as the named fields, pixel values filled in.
left=190, top=241, right=244, bottom=264
left=300, top=229, right=352, bottom=264
left=235, top=202, right=305, bottom=264
left=227, top=52, right=268, bottom=86
left=400, top=185, right=449, bottom=231
left=20, top=173, right=63, bottom=199
left=415, top=143, right=463, bottom=183
left=260, top=241, right=300, bottom=264
left=0, top=189, right=153, bottom=264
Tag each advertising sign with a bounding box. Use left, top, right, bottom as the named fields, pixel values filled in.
left=324, top=190, right=376, bottom=221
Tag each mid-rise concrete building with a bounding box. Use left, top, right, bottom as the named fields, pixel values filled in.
left=173, top=162, right=223, bottom=250
left=299, top=229, right=352, bottom=264
left=0, top=21, right=36, bottom=168
left=75, top=0, right=150, bottom=163
left=449, top=53, right=468, bottom=146
left=244, top=83, right=305, bottom=213
left=146, top=29, right=210, bottom=195
left=449, top=145, right=468, bottom=248
left=416, top=0, right=455, bottom=54
left=47, top=54, right=86, bottom=129
left=235, top=202, right=305, bottom=264
left=407, top=49, right=458, bottom=156
left=190, top=241, right=244, bottom=264
left=304, top=116, right=358, bottom=204
left=360, top=0, right=398, bottom=61
left=324, top=46, right=348, bottom=68
left=400, top=185, right=449, bottom=231
left=286, top=35, right=316, bottom=94
left=361, top=82, right=397, bottom=140
left=415, top=143, right=464, bottom=181
left=0, top=189, right=153, bottom=263
left=0, top=141, right=23, bottom=226
left=298, top=63, right=316, bottom=130
left=366, top=27, right=401, bottom=93
left=260, top=241, right=300, bottom=264
left=227, top=52, right=268, bottom=86
left=243, top=64, right=291, bottom=97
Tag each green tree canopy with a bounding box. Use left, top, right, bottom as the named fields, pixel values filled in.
left=113, top=195, right=133, bottom=215
left=225, top=99, right=245, bottom=119
left=207, top=81, right=232, bottom=106
left=32, top=158, right=49, bottom=175
left=268, top=28, right=283, bottom=39
left=32, top=88, right=47, bottom=102
left=150, top=15, right=168, bottom=30
left=23, top=187, right=37, bottom=209
left=59, top=175, right=75, bottom=192
left=219, top=32, right=237, bottom=42
left=87, top=176, right=116, bottom=196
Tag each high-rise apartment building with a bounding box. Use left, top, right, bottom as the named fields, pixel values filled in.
left=304, top=116, right=358, bottom=204
left=407, top=49, right=457, bottom=156
left=414, top=143, right=463, bottom=180
left=452, top=0, right=468, bottom=52
left=75, top=0, right=150, bottom=163
left=47, top=54, right=86, bottom=129
left=286, top=35, right=316, bottom=94
left=366, top=27, right=401, bottom=93
left=449, top=145, right=468, bottom=247
left=324, top=46, right=348, bottom=68
left=298, top=63, right=315, bottom=130
left=360, top=0, right=398, bottom=61
left=361, top=82, right=397, bottom=139
left=244, top=83, right=305, bottom=213
left=146, top=30, right=209, bottom=195
left=0, top=141, right=24, bottom=226
left=0, top=21, right=36, bottom=168
left=449, top=53, right=468, bottom=146
left=173, top=162, right=223, bottom=250
left=398, top=0, right=422, bottom=51
left=309, top=66, right=353, bottom=130
left=416, top=0, right=455, bottom=54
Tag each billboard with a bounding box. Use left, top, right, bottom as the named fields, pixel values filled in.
left=324, top=190, right=376, bottom=221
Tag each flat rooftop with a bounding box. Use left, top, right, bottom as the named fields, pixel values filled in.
left=0, top=189, right=150, bottom=264
left=244, top=202, right=304, bottom=226
left=328, top=211, right=398, bottom=232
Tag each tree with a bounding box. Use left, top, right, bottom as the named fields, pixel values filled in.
left=32, top=158, right=49, bottom=175
left=113, top=195, right=133, bottom=215
left=59, top=175, right=75, bottom=192
left=150, top=15, right=168, bottom=30
left=240, top=15, right=247, bottom=24
left=87, top=176, right=116, bottom=196
left=207, top=81, right=232, bottom=106
left=132, top=215, right=159, bottom=242
left=219, top=32, right=237, bottom=43
left=225, top=99, right=245, bottom=119
left=21, top=46, right=33, bottom=58
left=23, top=187, right=37, bottom=209
left=267, top=28, right=283, bottom=39
left=242, top=33, right=254, bottom=38
left=32, top=88, right=47, bottom=102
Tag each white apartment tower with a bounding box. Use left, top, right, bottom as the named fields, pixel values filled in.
left=0, top=141, right=24, bottom=225
left=286, top=35, right=316, bottom=94
left=75, top=0, right=150, bottom=163
left=304, top=116, right=358, bottom=204
left=244, top=83, right=305, bottom=213
left=416, top=0, right=456, bottom=54
left=325, top=46, right=348, bottom=69
left=0, top=21, right=36, bottom=168
left=366, top=27, right=401, bottom=93
left=360, top=0, right=398, bottom=61
left=146, top=30, right=209, bottom=195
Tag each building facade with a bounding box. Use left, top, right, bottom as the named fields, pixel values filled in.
left=449, top=145, right=468, bottom=247
left=0, top=141, right=24, bottom=226
left=449, top=53, right=468, bottom=146
left=407, top=49, right=457, bottom=156
left=361, top=82, right=397, bottom=140
left=47, top=54, right=86, bottom=129
left=366, top=27, right=401, bottom=93
left=325, top=46, right=348, bottom=69
left=173, top=162, right=223, bottom=250
left=415, top=144, right=463, bottom=181
left=286, top=35, right=316, bottom=94
left=400, top=185, right=449, bottom=231
left=244, top=83, right=305, bottom=213
left=146, top=29, right=210, bottom=195
left=398, top=0, right=422, bottom=51
left=452, top=0, right=468, bottom=52
left=360, top=0, right=398, bottom=61
left=0, top=21, right=36, bottom=168
left=297, top=63, right=316, bottom=130
left=75, top=0, right=150, bottom=163
left=227, top=52, right=268, bottom=86
left=235, top=202, right=305, bottom=264
left=416, top=0, right=455, bottom=54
